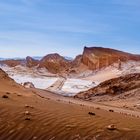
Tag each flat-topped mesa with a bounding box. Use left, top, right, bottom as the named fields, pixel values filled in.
left=82, top=46, right=140, bottom=70
left=39, top=53, right=70, bottom=73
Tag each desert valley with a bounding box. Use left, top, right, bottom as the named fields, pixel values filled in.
left=0, top=46, right=140, bottom=140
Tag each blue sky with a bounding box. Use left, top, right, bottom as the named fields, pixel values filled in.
left=0, top=0, right=140, bottom=58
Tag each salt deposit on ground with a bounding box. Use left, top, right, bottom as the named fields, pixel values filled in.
left=11, top=74, right=58, bottom=89
left=0, top=65, right=96, bottom=96
left=1, top=60, right=140, bottom=96
left=61, top=79, right=97, bottom=94
left=82, top=61, right=140, bottom=82
left=0, top=65, right=58, bottom=89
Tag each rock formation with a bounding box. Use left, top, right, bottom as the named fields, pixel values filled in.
left=0, top=59, right=25, bottom=67
left=82, top=47, right=140, bottom=70
left=0, top=68, right=10, bottom=80
left=1, top=47, right=140, bottom=74
left=75, top=73, right=140, bottom=99
left=23, top=82, right=35, bottom=88
left=71, top=55, right=83, bottom=68
left=26, top=56, right=39, bottom=68
left=39, top=53, right=70, bottom=73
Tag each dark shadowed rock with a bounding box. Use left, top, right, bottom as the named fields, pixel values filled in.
left=2, top=95, right=9, bottom=98
left=25, top=117, right=31, bottom=121
left=88, top=112, right=96, bottom=116
left=23, top=82, right=35, bottom=88
left=75, top=73, right=140, bottom=99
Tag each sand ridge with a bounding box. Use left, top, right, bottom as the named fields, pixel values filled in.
left=0, top=67, right=140, bottom=140
left=0, top=87, right=140, bottom=140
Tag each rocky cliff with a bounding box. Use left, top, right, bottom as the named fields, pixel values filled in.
left=1, top=47, right=140, bottom=74
left=82, top=47, right=140, bottom=70
left=75, top=73, right=140, bottom=99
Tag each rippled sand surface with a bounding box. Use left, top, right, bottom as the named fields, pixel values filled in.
left=0, top=91, right=140, bottom=140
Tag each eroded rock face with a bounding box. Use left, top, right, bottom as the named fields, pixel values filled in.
left=39, top=53, right=70, bottom=73
left=26, top=56, right=39, bottom=68
left=71, top=55, right=83, bottom=68
left=1, top=47, right=140, bottom=74
left=82, top=47, right=140, bottom=70
left=75, top=73, right=140, bottom=99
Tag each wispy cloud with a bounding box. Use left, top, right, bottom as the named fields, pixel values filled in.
left=0, top=0, right=140, bottom=57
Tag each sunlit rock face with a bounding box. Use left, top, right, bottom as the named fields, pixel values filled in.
left=82, top=47, right=140, bottom=70
left=71, top=55, right=83, bottom=68
left=1, top=47, right=140, bottom=74
left=1, top=47, right=140, bottom=97
left=39, top=53, right=70, bottom=73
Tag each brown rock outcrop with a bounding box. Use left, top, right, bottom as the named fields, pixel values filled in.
left=75, top=73, right=140, bottom=99
left=39, top=53, right=70, bottom=73
left=1, top=47, right=140, bottom=74
left=0, top=68, right=11, bottom=80
left=71, top=55, right=83, bottom=68
left=26, top=56, right=39, bottom=68
left=23, top=82, right=35, bottom=88
left=0, top=59, right=25, bottom=67
left=82, top=47, right=140, bottom=70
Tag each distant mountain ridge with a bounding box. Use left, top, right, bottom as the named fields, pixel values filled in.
left=0, top=56, right=72, bottom=61
left=0, top=57, right=24, bottom=61
left=0, top=46, right=140, bottom=74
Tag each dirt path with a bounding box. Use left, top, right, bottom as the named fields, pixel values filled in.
left=33, top=89, right=140, bottom=118
left=47, top=77, right=66, bottom=91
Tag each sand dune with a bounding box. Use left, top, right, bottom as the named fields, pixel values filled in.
left=1, top=91, right=140, bottom=140
left=0, top=84, right=140, bottom=140
left=0, top=67, right=140, bottom=140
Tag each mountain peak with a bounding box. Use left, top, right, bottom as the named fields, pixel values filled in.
left=82, top=46, right=140, bottom=70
